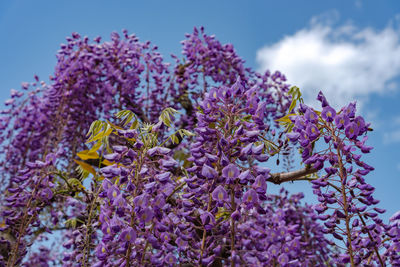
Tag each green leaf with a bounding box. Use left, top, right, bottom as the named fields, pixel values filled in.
left=74, top=159, right=96, bottom=177
left=130, top=119, right=139, bottom=130
left=86, top=124, right=112, bottom=143
left=142, top=123, right=154, bottom=133
left=159, top=113, right=171, bottom=128
left=288, top=99, right=297, bottom=113
left=115, top=110, right=138, bottom=126
left=76, top=150, right=99, bottom=160
left=171, top=134, right=179, bottom=144
left=87, top=120, right=102, bottom=137
left=289, top=86, right=301, bottom=99
left=241, top=114, right=252, bottom=122
left=67, top=177, right=86, bottom=190
left=216, top=207, right=230, bottom=221
left=285, top=123, right=295, bottom=133
left=89, top=141, right=102, bottom=153
left=276, top=113, right=296, bottom=124
left=164, top=107, right=178, bottom=115
left=65, top=218, right=77, bottom=229
left=65, top=217, right=85, bottom=229
left=179, top=129, right=195, bottom=137
left=159, top=107, right=179, bottom=128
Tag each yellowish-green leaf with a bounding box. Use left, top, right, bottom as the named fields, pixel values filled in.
left=116, top=110, right=138, bottom=126
left=67, top=178, right=86, bottom=190
left=179, top=129, right=195, bottom=137
left=86, top=126, right=112, bottom=143
left=276, top=113, right=296, bottom=123
left=77, top=150, right=99, bottom=160
left=87, top=120, right=102, bottom=137
left=89, top=141, right=102, bottom=153
left=241, top=114, right=252, bottom=122
left=130, top=119, right=139, bottom=130
left=96, top=175, right=105, bottom=182
left=74, top=159, right=96, bottom=176
left=216, top=208, right=230, bottom=221
left=65, top=218, right=77, bottom=229
left=288, top=99, right=297, bottom=113
left=174, top=150, right=188, bottom=162
left=106, top=120, right=124, bottom=130
left=159, top=107, right=179, bottom=128
left=171, top=134, right=179, bottom=144
left=159, top=113, right=171, bottom=128
left=102, top=159, right=113, bottom=166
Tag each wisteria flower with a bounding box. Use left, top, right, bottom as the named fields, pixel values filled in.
left=345, top=122, right=359, bottom=139
left=119, top=227, right=136, bottom=243
left=286, top=132, right=300, bottom=142
left=343, top=102, right=356, bottom=117
left=243, top=189, right=258, bottom=208
left=304, top=108, right=317, bottom=123
left=155, top=171, right=172, bottom=182
left=201, top=164, right=218, bottom=179
left=253, top=175, right=267, bottom=193
left=95, top=242, right=108, bottom=261
left=306, top=124, right=320, bottom=140
left=138, top=208, right=154, bottom=225
left=222, top=164, right=240, bottom=183
left=238, top=170, right=252, bottom=183
left=39, top=188, right=53, bottom=201
left=164, top=253, right=176, bottom=266
left=321, top=106, right=336, bottom=122
left=107, top=185, right=120, bottom=200
left=212, top=185, right=228, bottom=206
left=317, top=91, right=329, bottom=107
left=200, top=211, right=216, bottom=230
left=334, top=114, right=349, bottom=129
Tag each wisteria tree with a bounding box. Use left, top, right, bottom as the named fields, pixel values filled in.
left=0, top=27, right=399, bottom=267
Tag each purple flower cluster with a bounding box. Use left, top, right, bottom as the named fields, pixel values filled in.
left=23, top=247, right=56, bottom=267
left=0, top=30, right=171, bottom=181
left=172, top=80, right=334, bottom=266
left=0, top=154, right=56, bottom=266
left=235, top=189, right=336, bottom=266
left=0, top=27, right=397, bottom=267
left=87, top=132, right=184, bottom=266
left=287, top=92, right=400, bottom=265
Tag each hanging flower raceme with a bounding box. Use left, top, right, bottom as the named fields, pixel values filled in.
left=176, top=79, right=298, bottom=266
left=0, top=153, right=57, bottom=266
left=285, top=91, right=400, bottom=266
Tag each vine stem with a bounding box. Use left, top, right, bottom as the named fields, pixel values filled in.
left=199, top=193, right=212, bottom=266
left=81, top=184, right=103, bottom=267
left=334, top=136, right=355, bottom=267
left=356, top=212, right=384, bottom=266
left=324, top=119, right=383, bottom=266
left=126, top=151, right=144, bottom=267
left=139, top=223, right=155, bottom=265
left=230, top=186, right=236, bottom=267
left=7, top=174, right=46, bottom=267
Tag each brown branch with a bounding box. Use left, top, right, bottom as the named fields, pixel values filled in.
left=269, top=166, right=318, bottom=184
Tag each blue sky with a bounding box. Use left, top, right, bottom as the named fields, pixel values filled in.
left=0, top=1, right=399, bottom=222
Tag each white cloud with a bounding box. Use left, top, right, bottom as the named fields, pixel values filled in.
left=256, top=13, right=400, bottom=110
left=383, top=116, right=400, bottom=144
left=383, top=129, right=400, bottom=144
